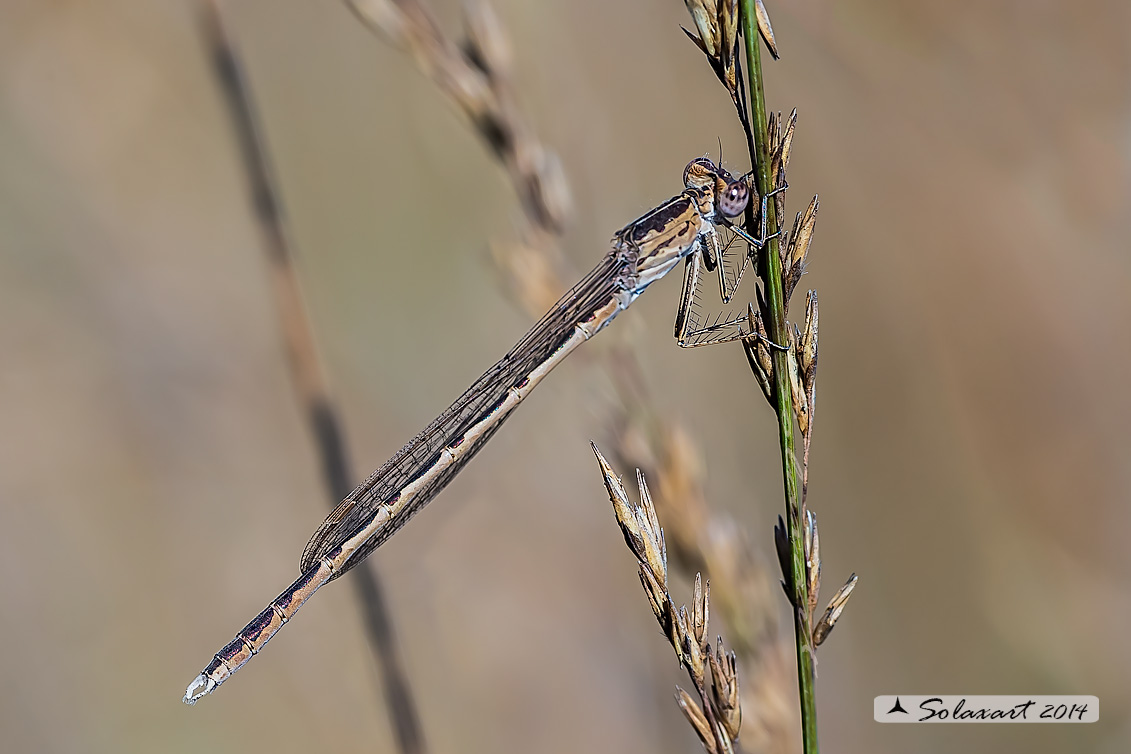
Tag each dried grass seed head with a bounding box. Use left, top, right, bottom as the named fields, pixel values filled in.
left=800, top=291, right=818, bottom=379
left=710, top=642, right=742, bottom=740
left=682, top=0, right=742, bottom=94
left=692, top=573, right=711, bottom=647
left=783, top=195, right=818, bottom=303
left=592, top=444, right=668, bottom=586
left=813, top=574, right=858, bottom=647
left=676, top=603, right=706, bottom=682
left=462, top=0, right=512, bottom=80
left=677, top=686, right=719, bottom=754
left=804, top=509, right=821, bottom=619
left=787, top=331, right=809, bottom=435
left=754, top=0, right=779, bottom=59
left=742, top=304, right=774, bottom=402
left=684, top=0, right=721, bottom=58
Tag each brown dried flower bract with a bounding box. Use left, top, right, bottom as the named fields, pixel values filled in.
left=593, top=444, right=747, bottom=754
left=813, top=574, right=857, bottom=647
left=782, top=194, right=818, bottom=304
left=683, top=0, right=742, bottom=104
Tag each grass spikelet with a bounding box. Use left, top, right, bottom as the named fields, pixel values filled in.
left=593, top=443, right=748, bottom=754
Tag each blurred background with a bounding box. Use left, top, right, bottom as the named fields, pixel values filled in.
left=1, top=1, right=1128, bottom=752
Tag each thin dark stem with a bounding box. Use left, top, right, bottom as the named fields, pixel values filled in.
left=737, top=3, right=819, bottom=753
left=198, top=4, right=427, bottom=752
left=731, top=61, right=760, bottom=251
left=733, top=63, right=757, bottom=174
left=312, top=403, right=427, bottom=754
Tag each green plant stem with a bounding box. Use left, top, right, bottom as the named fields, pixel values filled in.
left=737, top=3, right=819, bottom=753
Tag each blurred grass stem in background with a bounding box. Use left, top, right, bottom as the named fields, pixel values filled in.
left=197, top=2, right=427, bottom=751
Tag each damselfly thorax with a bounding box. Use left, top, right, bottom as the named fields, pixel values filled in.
left=184, top=157, right=772, bottom=704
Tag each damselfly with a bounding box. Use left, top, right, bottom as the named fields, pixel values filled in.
left=184, top=157, right=774, bottom=704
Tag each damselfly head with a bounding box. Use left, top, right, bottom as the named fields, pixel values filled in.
left=684, top=157, right=749, bottom=218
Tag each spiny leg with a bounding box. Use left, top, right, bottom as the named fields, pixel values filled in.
left=717, top=185, right=787, bottom=303
left=674, top=232, right=748, bottom=348
left=716, top=227, right=752, bottom=305
left=674, top=187, right=790, bottom=349
left=673, top=243, right=705, bottom=346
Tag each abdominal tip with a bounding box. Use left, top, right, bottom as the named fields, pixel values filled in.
left=183, top=673, right=213, bottom=706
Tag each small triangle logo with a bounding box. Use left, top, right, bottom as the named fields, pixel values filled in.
left=888, top=697, right=909, bottom=714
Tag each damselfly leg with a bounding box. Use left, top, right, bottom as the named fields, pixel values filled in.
left=674, top=184, right=784, bottom=348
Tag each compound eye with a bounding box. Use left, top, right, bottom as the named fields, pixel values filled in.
left=683, top=157, right=716, bottom=190
left=719, top=180, right=749, bottom=217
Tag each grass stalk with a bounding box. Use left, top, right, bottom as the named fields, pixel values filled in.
left=737, top=3, right=819, bottom=752
left=199, top=4, right=426, bottom=752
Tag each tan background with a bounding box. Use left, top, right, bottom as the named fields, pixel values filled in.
left=1, top=1, right=1128, bottom=752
